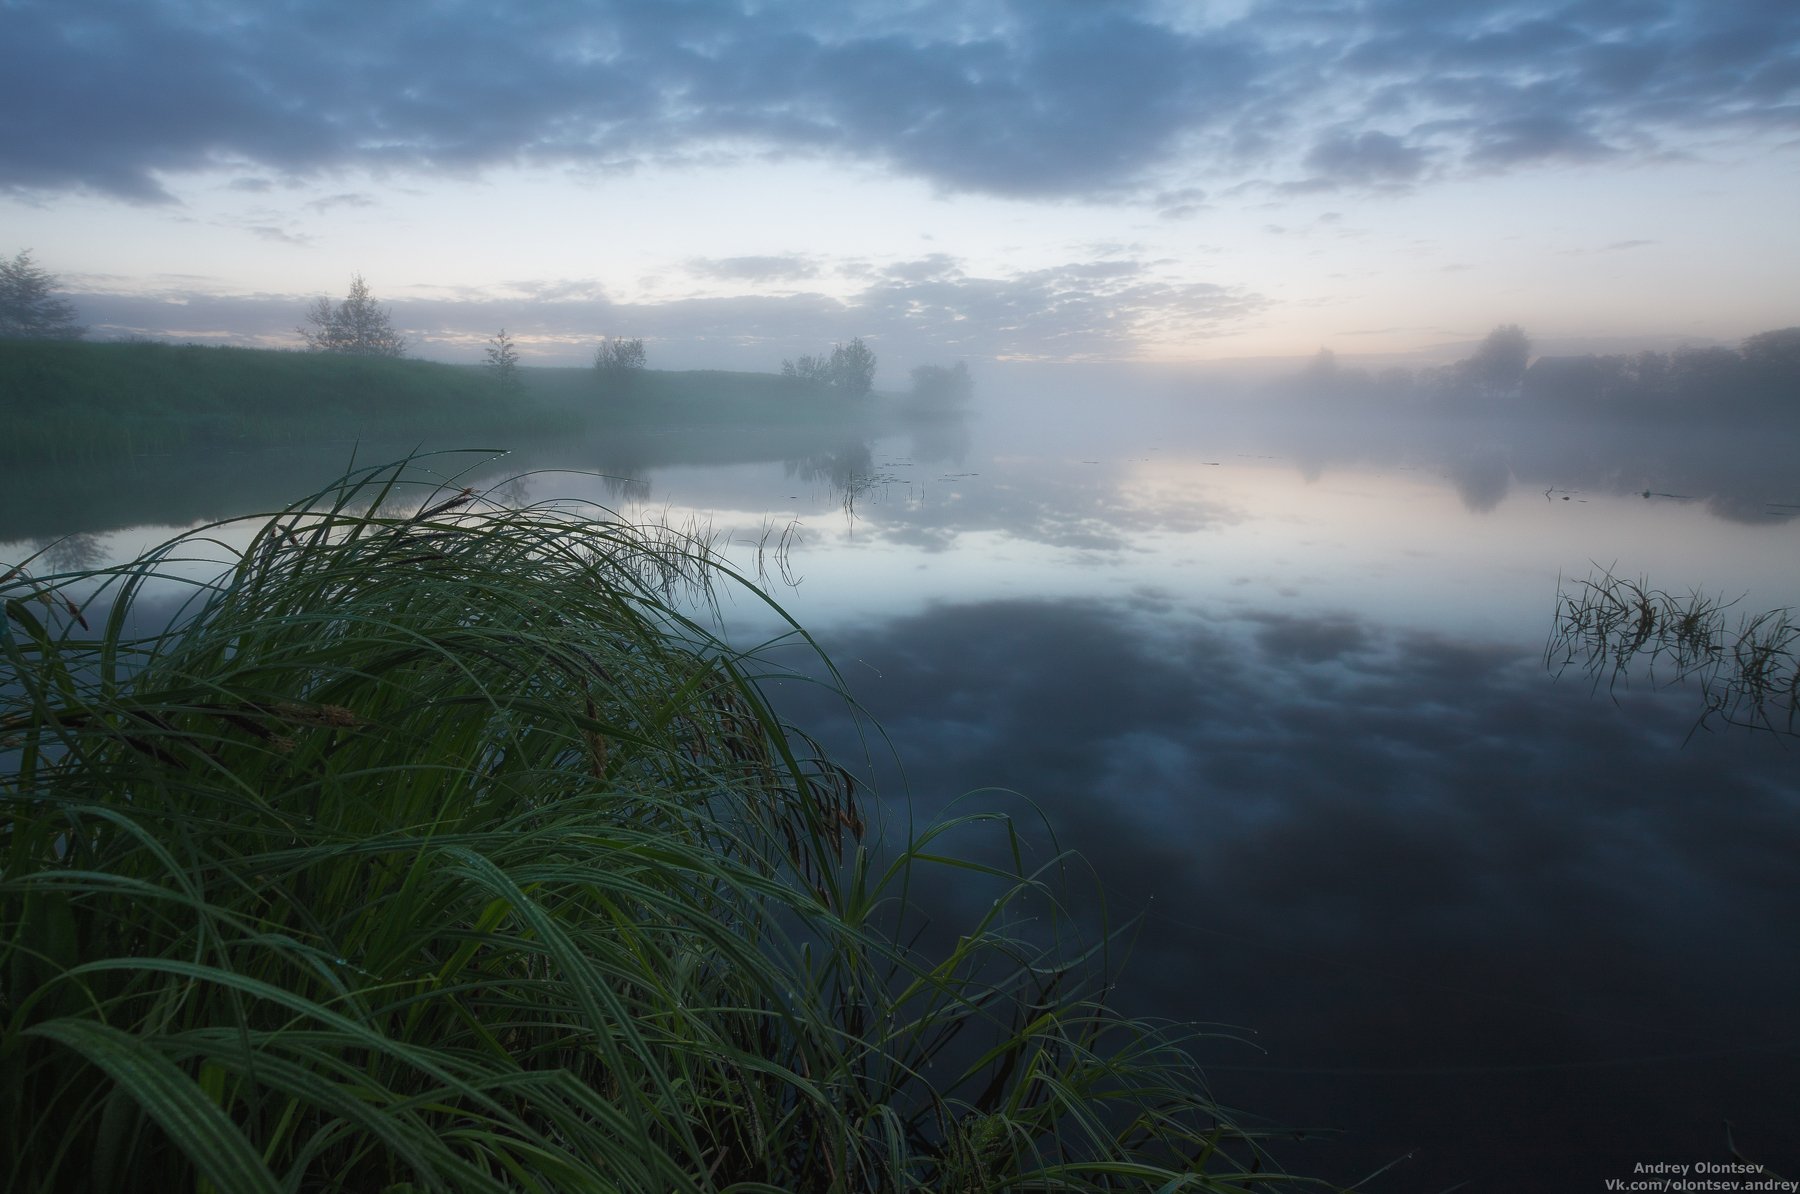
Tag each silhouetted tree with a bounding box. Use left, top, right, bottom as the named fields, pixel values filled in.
left=0, top=250, right=84, bottom=340
left=829, top=338, right=877, bottom=397
left=784, top=339, right=877, bottom=397
left=485, top=329, right=521, bottom=395
left=1624, top=350, right=1672, bottom=401
left=908, top=361, right=973, bottom=407
left=1741, top=327, right=1800, bottom=369
left=1669, top=345, right=1743, bottom=404
left=1456, top=324, right=1531, bottom=398
left=781, top=353, right=831, bottom=391
left=1523, top=353, right=1636, bottom=407
left=1274, top=346, right=1382, bottom=402
left=299, top=275, right=406, bottom=356
left=1300, top=348, right=1338, bottom=383
left=1740, top=327, right=1800, bottom=402
left=594, top=337, right=646, bottom=381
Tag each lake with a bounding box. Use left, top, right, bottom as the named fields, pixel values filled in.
left=7, top=383, right=1797, bottom=1190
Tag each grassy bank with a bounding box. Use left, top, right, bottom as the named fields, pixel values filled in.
left=0, top=341, right=881, bottom=466
left=0, top=461, right=1317, bottom=1192
left=0, top=341, right=570, bottom=463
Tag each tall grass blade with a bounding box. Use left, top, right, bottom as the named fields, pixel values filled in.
left=25, top=1018, right=282, bottom=1194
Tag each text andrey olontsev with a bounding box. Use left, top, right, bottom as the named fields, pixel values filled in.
left=1605, top=1161, right=1796, bottom=1193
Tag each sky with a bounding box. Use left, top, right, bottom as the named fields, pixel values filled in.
left=3, top=0, right=1798, bottom=375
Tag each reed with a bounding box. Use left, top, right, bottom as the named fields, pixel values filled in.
left=1546, top=568, right=1798, bottom=736
left=2, top=457, right=1318, bottom=1191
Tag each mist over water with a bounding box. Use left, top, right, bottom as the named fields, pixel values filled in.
left=9, top=0, right=1800, bottom=1183
left=7, top=372, right=1799, bottom=1189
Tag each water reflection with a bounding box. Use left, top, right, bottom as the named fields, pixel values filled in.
left=25, top=530, right=106, bottom=573
left=1172, top=406, right=1800, bottom=523
left=772, top=596, right=1800, bottom=1189
left=1548, top=570, right=1799, bottom=737
left=6, top=394, right=1799, bottom=1188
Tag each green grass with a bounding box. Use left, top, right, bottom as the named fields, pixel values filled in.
left=1, top=458, right=1322, bottom=1192
left=0, top=341, right=571, bottom=464
left=0, top=342, right=882, bottom=467
left=1546, top=568, right=1799, bottom=736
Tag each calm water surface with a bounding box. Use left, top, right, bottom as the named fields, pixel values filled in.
left=10, top=391, right=1798, bottom=1189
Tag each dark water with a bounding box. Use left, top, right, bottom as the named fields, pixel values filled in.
left=8, top=391, right=1798, bottom=1190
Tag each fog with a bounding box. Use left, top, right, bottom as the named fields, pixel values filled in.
left=7, top=0, right=1800, bottom=1185
left=6, top=336, right=1800, bottom=1188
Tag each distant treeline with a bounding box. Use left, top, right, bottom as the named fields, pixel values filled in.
left=1280, top=324, right=1800, bottom=419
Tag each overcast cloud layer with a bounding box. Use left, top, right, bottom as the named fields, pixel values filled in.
left=5, top=0, right=1798, bottom=365
left=6, top=0, right=1798, bottom=205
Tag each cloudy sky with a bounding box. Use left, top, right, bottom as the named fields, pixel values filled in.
left=3, top=0, right=1797, bottom=372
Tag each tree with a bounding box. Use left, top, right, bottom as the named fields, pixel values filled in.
left=485, top=328, right=521, bottom=395
left=908, top=361, right=973, bottom=407
left=298, top=274, right=406, bottom=356
left=781, top=353, right=833, bottom=391
left=0, top=250, right=85, bottom=340
left=594, top=337, right=646, bottom=382
left=1669, top=345, right=1743, bottom=403
left=1295, top=348, right=1341, bottom=396
left=1740, top=327, right=1800, bottom=402
left=1456, top=324, right=1531, bottom=398
left=1522, top=353, right=1630, bottom=407
left=784, top=338, right=877, bottom=397
left=828, top=338, right=877, bottom=397
left=1740, top=327, right=1800, bottom=371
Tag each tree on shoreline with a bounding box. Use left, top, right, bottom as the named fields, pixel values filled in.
left=594, top=337, right=646, bottom=387
left=781, top=352, right=832, bottom=391
left=485, top=328, right=521, bottom=395
left=0, top=249, right=85, bottom=341
left=907, top=360, right=972, bottom=407
left=1271, top=321, right=1800, bottom=415
left=1454, top=324, right=1531, bottom=398
left=594, top=337, right=645, bottom=372
left=298, top=275, right=406, bottom=357
left=830, top=337, right=877, bottom=397
left=782, top=337, right=877, bottom=397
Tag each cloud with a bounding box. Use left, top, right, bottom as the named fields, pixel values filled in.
left=248, top=226, right=311, bottom=246
left=304, top=192, right=378, bottom=213
left=879, top=254, right=963, bottom=283
left=687, top=254, right=822, bottom=282
left=1467, top=113, right=1616, bottom=166
left=847, top=258, right=1263, bottom=360
left=1152, top=186, right=1209, bottom=219
left=1303, top=130, right=1431, bottom=186
left=766, top=592, right=1800, bottom=1186
left=2, top=0, right=1795, bottom=204
left=67, top=252, right=1265, bottom=365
